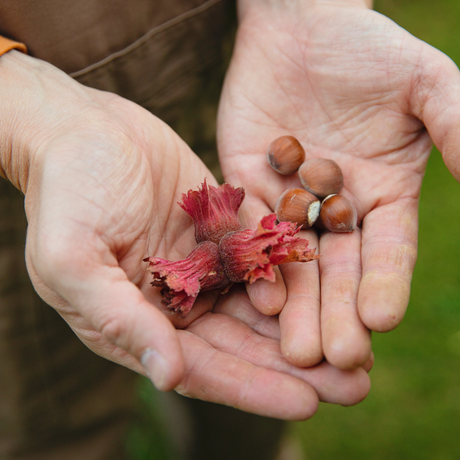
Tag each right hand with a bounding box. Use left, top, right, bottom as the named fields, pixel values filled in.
left=217, top=0, right=460, bottom=373
left=0, top=50, right=370, bottom=420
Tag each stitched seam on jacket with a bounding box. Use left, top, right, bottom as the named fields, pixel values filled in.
left=69, top=0, right=223, bottom=78
left=138, top=53, right=219, bottom=107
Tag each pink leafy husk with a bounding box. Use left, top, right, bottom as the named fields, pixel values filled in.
left=146, top=183, right=320, bottom=315
left=179, top=178, right=245, bottom=244
left=219, top=214, right=319, bottom=284
left=144, top=241, right=230, bottom=316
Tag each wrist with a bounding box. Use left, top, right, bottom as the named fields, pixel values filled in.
left=0, top=51, right=43, bottom=191
left=0, top=51, right=95, bottom=193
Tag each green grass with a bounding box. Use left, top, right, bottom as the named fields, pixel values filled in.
left=127, top=1, right=460, bottom=459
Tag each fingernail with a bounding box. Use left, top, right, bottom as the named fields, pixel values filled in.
left=141, top=348, right=168, bottom=391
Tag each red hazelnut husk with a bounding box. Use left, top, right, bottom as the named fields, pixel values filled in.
left=179, top=178, right=244, bottom=244
left=219, top=214, right=319, bottom=283
left=146, top=181, right=319, bottom=316
left=144, top=241, right=230, bottom=316
left=267, top=135, right=305, bottom=175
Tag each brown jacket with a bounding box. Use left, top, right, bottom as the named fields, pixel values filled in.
left=0, top=0, right=234, bottom=128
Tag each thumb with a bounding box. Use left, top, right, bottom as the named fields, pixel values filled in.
left=415, top=47, right=460, bottom=181
left=80, top=268, right=185, bottom=391
left=34, top=258, right=185, bottom=391
left=440, top=121, right=460, bottom=182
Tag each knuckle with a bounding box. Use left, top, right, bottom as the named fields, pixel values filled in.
left=99, top=315, right=130, bottom=348
left=33, top=233, right=77, bottom=282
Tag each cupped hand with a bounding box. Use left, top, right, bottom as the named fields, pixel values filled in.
left=0, top=51, right=371, bottom=420
left=217, top=0, right=460, bottom=369
left=178, top=284, right=372, bottom=419
left=16, top=53, right=210, bottom=390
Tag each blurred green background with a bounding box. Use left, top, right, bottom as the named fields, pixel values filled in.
left=127, top=1, right=460, bottom=459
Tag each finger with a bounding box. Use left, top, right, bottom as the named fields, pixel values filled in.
left=320, top=227, right=372, bottom=369
left=238, top=194, right=288, bottom=315
left=358, top=199, right=418, bottom=332
left=187, top=312, right=371, bottom=406
left=216, top=242, right=374, bottom=372
left=362, top=351, right=375, bottom=373
left=245, top=267, right=287, bottom=316
left=176, top=330, right=319, bottom=421
left=239, top=193, right=322, bottom=364
left=279, top=228, right=322, bottom=367
left=213, top=284, right=281, bottom=340
left=413, top=47, right=460, bottom=181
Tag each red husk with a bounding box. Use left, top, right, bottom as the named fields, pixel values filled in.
left=219, top=214, right=319, bottom=283
left=146, top=181, right=319, bottom=316
left=179, top=178, right=244, bottom=244
left=144, top=241, right=230, bottom=316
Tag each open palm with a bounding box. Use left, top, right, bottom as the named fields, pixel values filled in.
left=218, top=2, right=460, bottom=368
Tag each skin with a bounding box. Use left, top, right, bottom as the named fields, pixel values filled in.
left=218, top=0, right=460, bottom=368
left=0, top=51, right=371, bottom=420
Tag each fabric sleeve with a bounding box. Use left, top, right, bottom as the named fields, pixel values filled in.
left=0, top=36, right=27, bottom=56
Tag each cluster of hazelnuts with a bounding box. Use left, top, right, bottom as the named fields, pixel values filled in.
left=267, top=135, right=357, bottom=233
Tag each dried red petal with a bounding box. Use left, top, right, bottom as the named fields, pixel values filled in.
left=179, top=178, right=244, bottom=244
left=144, top=241, right=230, bottom=316
left=219, top=214, right=319, bottom=284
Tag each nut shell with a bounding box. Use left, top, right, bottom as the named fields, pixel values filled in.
left=267, top=136, right=306, bottom=175
left=275, top=188, right=320, bottom=228
left=298, top=158, right=344, bottom=198
left=318, top=194, right=357, bottom=233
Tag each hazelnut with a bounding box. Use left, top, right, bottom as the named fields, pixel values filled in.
left=267, top=135, right=305, bottom=175
left=275, top=188, right=320, bottom=228
left=298, top=158, right=344, bottom=198
left=318, top=194, right=357, bottom=233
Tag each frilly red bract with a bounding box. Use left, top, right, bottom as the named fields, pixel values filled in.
left=219, top=214, right=319, bottom=283
left=179, top=178, right=244, bottom=245
left=144, top=241, right=230, bottom=316
left=145, top=180, right=319, bottom=316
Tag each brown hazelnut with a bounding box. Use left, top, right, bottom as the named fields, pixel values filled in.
left=267, top=136, right=305, bottom=175
left=318, top=194, right=357, bottom=233
left=275, top=188, right=320, bottom=228
left=298, top=158, right=344, bottom=198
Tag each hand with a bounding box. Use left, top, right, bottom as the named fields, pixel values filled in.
left=0, top=51, right=371, bottom=420
left=178, top=284, right=372, bottom=420
left=217, top=0, right=460, bottom=369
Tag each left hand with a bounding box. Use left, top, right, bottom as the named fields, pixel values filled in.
left=217, top=0, right=460, bottom=368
